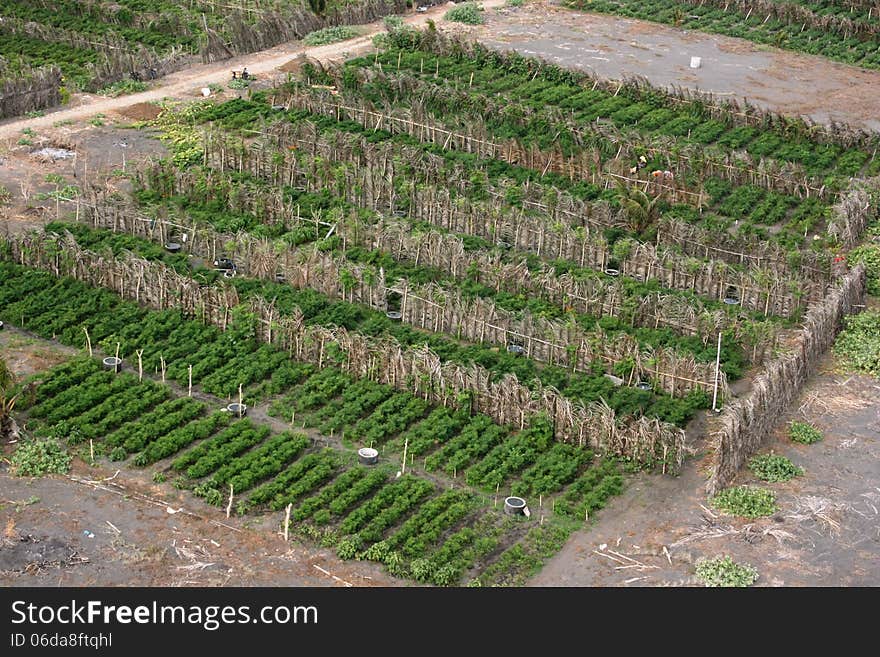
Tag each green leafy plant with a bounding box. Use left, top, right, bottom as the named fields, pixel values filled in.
left=445, top=3, right=484, bottom=24
left=834, top=312, right=880, bottom=379
left=710, top=486, right=777, bottom=518
left=695, top=556, right=758, bottom=587
left=9, top=438, right=72, bottom=476
left=789, top=420, right=823, bottom=445
left=748, top=453, right=803, bottom=483
left=303, top=26, right=360, bottom=46
left=98, top=79, right=148, bottom=97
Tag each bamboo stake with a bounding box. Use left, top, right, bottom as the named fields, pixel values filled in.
left=711, top=332, right=722, bottom=411
left=160, top=355, right=166, bottom=383
left=226, top=484, right=234, bottom=519
left=401, top=437, right=408, bottom=475
left=188, top=364, right=193, bottom=397
left=136, top=349, right=144, bottom=381
left=89, top=439, right=94, bottom=465
left=284, top=503, right=292, bottom=541
left=83, top=327, right=92, bottom=357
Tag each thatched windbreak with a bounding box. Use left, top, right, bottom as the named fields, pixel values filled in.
left=705, top=264, right=866, bottom=494
left=827, top=178, right=880, bottom=249
left=78, top=190, right=729, bottom=400
left=203, top=0, right=408, bottom=61
left=1, top=231, right=688, bottom=472
left=203, top=125, right=823, bottom=318
left=0, top=64, right=61, bottom=119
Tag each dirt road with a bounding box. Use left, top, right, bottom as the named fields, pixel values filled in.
left=0, top=1, right=507, bottom=142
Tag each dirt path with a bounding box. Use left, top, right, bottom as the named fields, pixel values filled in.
left=0, top=1, right=506, bottom=142
left=484, top=2, right=880, bottom=131
left=529, top=353, right=880, bottom=586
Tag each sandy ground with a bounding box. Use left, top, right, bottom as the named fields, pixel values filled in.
left=483, top=2, right=880, bottom=131
left=530, top=353, right=880, bottom=586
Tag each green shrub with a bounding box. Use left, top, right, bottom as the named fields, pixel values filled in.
left=506, top=0, right=524, bottom=6
left=98, top=79, right=148, bottom=97
left=834, top=312, right=880, bottom=378
left=748, top=453, right=803, bottom=483
left=383, top=16, right=405, bottom=31
left=710, top=486, right=776, bottom=518
left=445, top=3, right=484, bottom=24
left=10, top=439, right=71, bottom=476
left=695, top=556, right=758, bottom=587
left=789, top=420, right=823, bottom=445
left=303, top=26, right=360, bottom=46
left=847, top=244, right=880, bottom=295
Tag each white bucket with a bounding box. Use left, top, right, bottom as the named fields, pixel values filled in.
left=690, top=56, right=702, bottom=69
left=201, top=87, right=211, bottom=97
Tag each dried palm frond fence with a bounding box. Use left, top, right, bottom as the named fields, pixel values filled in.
left=705, top=264, right=866, bottom=494
left=132, top=163, right=757, bottom=341
left=329, top=66, right=835, bottom=202
left=201, top=0, right=408, bottom=61
left=684, top=0, right=880, bottom=40
left=397, top=31, right=880, bottom=153
left=0, top=64, right=61, bottom=120
left=79, top=192, right=729, bottom=401
left=202, top=127, right=821, bottom=318
left=1, top=232, right=687, bottom=472
left=0, top=18, right=192, bottom=94
left=827, top=177, right=880, bottom=249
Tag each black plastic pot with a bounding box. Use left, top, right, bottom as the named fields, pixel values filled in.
left=504, top=496, right=526, bottom=516
left=103, top=356, right=123, bottom=373
left=275, top=272, right=286, bottom=283
left=507, top=344, right=525, bottom=355
left=358, top=447, right=379, bottom=466
left=604, top=268, right=620, bottom=277
left=635, top=381, right=652, bottom=391
left=165, top=242, right=181, bottom=253
left=213, top=257, right=235, bottom=270
left=386, top=311, right=402, bottom=321
left=223, top=269, right=236, bottom=279
left=227, top=403, right=247, bottom=417
left=271, top=104, right=286, bottom=111
left=723, top=297, right=740, bottom=305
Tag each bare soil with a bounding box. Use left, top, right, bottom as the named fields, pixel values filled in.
left=530, top=353, right=880, bottom=586
left=483, top=2, right=880, bottom=131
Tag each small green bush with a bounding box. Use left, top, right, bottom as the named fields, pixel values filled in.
left=98, top=79, right=148, bottom=97
left=10, top=439, right=72, bottom=477
left=789, top=421, right=823, bottom=445
left=748, top=453, right=803, bottom=483
left=695, top=556, right=759, bottom=587
left=303, top=25, right=360, bottom=46
left=834, top=312, right=880, bottom=379
left=383, top=15, right=405, bottom=31
left=506, top=0, right=524, bottom=6
left=847, top=244, right=880, bottom=296
left=710, top=486, right=777, bottom=518
left=445, top=3, right=484, bottom=24
left=228, top=78, right=251, bottom=90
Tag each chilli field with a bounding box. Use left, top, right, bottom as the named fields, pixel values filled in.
left=2, top=26, right=877, bottom=585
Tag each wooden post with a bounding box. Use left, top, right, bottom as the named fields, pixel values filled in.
left=238, top=383, right=243, bottom=417
left=83, top=327, right=92, bottom=357
left=89, top=439, right=94, bottom=464
left=114, top=342, right=120, bottom=362
left=401, top=437, right=408, bottom=474
left=160, top=355, right=166, bottom=383
left=136, top=349, right=144, bottom=382
left=284, top=503, right=292, bottom=541
left=188, top=364, right=193, bottom=397
left=711, top=332, right=722, bottom=411
left=226, top=484, right=234, bottom=519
